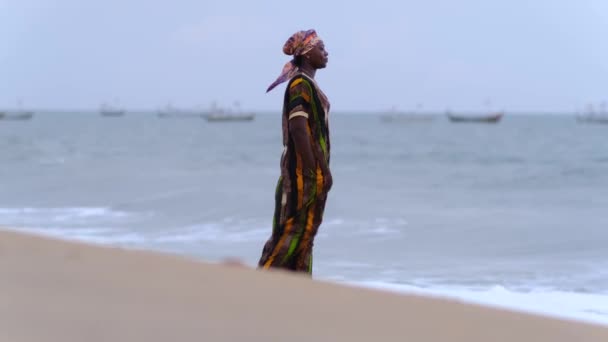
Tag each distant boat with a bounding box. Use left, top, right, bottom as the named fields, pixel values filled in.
left=100, top=103, right=125, bottom=117
left=379, top=105, right=435, bottom=123
left=203, top=102, right=255, bottom=122
left=447, top=111, right=504, bottom=123
left=157, top=112, right=202, bottom=118
left=0, top=100, right=35, bottom=120
left=156, top=104, right=202, bottom=118
left=205, top=112, right=255, bottom=122
left=577, top=103, right=608, bottom=124
left=156, top=104, right=203, bottom=118
left=577, top=115, right=608, bottom=124
left=380, top=112, right=435, bottom=123
left=0, top=110, right=34, bottom=120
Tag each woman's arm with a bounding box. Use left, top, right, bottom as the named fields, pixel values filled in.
left=288, top=116, right=317, bottom=180
left=286, top=78, right=332, bottom=193
left=286, top=78, right=326, bottom=204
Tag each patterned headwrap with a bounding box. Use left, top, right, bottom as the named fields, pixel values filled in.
left=266, top=29, right=321, bottom=93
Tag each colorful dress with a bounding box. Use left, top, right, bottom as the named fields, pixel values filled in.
left=258, top=73, right=331, bottom=274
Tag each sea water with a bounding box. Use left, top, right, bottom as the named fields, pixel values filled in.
left=1, top=111, right=607, bottom=325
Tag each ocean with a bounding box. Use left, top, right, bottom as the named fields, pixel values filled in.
left=1, top=112, right=607, bottom=325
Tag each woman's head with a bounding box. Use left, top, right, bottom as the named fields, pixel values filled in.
left=283, top=29, right=328, bottom=69
left=302, top=40, right=328, bottom=69
left=266, top=29, right=328, bottom=92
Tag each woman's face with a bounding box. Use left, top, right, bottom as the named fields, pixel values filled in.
left=306, top=40, right=329, bottom=69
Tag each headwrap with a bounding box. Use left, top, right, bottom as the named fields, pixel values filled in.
left=266, top=29, right=321, bottom=93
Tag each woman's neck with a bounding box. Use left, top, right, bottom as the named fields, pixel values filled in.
left=298, top=64, right=316, bottom=79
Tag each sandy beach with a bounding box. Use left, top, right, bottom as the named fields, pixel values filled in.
left=1, top=229, right=607, bottom=342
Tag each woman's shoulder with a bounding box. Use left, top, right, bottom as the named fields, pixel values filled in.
left=287, top=74, right=316, bottom=92
left=289, top=73, right=315, bottom=85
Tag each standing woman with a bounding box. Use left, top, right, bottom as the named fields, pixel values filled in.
left=258, top=29, right=332, bottom=275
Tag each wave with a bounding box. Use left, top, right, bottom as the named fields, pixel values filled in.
left=0, top=206, right=148, bottom=246
left=1, top=214, right=270, bottom=248
left=320, top=217, right=406, bottom=238
left=343, top=280, right=608, bottom=326
left=0, top=207, right=132, bottom=225
left=154, top=224, right=269, bottom=243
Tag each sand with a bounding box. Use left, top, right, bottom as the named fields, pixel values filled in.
left=1, top=229, right=607, bottom=342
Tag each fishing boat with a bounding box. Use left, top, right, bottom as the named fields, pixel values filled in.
left=100, top=103, right=125, bottom=117
left=203, top=102, right=255, bottom=122
left=0, top=101, right=35, bottom=120
left=205, top=112, right=255, bottom=122
left=0, top=110, right=34, bottom=120
left=576, top=103, right=608, bottom=124
left=577, top=115, right=608, bottom=124
left=380, top=112, right=435, bottom=123
left=156, top=104, right=202, bottom=118
left=446, top=111, right=504, bottom=123
left=156, top=103, right=205, bottom=118
left=379, top=105, right=434, bottom=123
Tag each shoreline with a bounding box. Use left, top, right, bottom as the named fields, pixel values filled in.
left=1, top=229, right=608, bottom=341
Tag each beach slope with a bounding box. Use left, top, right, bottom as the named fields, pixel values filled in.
left=1, top=230, right=607, bottom=342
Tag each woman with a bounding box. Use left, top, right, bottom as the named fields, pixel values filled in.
left=258, top=29, right=332, bottom=275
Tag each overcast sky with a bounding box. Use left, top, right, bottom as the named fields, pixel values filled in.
left=1, top=0, right=607, bottom=112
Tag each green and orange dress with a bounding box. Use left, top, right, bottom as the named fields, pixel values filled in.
left=258, top=73, right=331, bottom=274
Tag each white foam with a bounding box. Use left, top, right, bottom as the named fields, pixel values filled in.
left=365, top=226, right=402, bottom=236
left=320, top=217, right=406, bottom=238
left=4, top=224, right=269, bottom=248
left=347, top=280, right=608, bottom=326
left=4, top=226, right=117, bottom=243
left=0, top=207, right=131, bottom=225
left=324, top=218, right=345, bottom=226
left=1, top=209, right=271, bottom=248
left=155, top=224, right=269, bottom=243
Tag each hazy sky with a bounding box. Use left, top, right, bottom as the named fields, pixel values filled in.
left=1, top=0, right=607, bottom=112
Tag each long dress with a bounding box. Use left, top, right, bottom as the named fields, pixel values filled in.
left=258, top=73, right=331, bottom=274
